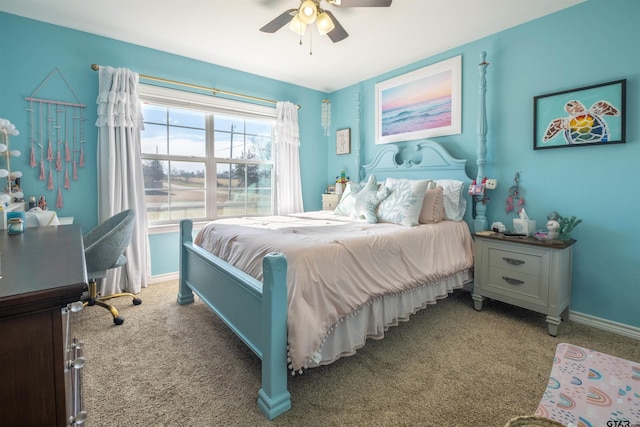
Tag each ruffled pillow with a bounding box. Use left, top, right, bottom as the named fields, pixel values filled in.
left=419, top=185, right=446, bottom=224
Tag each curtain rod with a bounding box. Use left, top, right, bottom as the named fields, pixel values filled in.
left=90, top=64, right=300, bottom=109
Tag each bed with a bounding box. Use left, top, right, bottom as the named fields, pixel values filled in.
left=177, top=53, right=492, bottom=420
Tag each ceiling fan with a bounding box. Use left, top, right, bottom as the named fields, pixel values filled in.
left=260, top=0, right=392, bottom=43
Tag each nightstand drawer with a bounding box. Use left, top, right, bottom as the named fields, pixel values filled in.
left=488, top=247, right=542, bottom=277
left=486, top=267, right=547, bottom=306
left=322, top=193, right=341, bottom=210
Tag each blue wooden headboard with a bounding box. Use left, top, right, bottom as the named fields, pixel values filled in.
left=362, top=140, right=470, bottom=183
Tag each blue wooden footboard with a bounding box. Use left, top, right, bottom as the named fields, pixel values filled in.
left=177, top=219, right=291, bottom=420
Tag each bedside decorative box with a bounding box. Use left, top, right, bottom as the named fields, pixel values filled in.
left=513, top=218, right=536, bottom=236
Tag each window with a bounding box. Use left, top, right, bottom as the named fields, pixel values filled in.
left=139, top=85, right=276, bottom=227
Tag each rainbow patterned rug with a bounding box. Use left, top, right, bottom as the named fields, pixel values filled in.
left=536, top=343, right=640, bottom=427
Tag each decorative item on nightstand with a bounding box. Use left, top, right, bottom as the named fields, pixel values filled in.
left=547, top=211, right=582, bottom=240
left=513, top=208, right=536, bottom=236
left=0, top=118, right=24, bottom=208
left=334, top=170, right=349, bottom=195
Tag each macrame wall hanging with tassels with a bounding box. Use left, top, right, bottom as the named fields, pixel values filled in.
left=25, top=68, right=86, bottom=209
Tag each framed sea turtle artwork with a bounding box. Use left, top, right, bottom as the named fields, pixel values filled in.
left=533, top=79, right=626, bottom=150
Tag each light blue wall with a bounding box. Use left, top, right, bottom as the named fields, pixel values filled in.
left=0, top=12, right=328, bottom=276
left=327, top=0, right=639, bottom=328
left=2, top=0, right=638, bottom=328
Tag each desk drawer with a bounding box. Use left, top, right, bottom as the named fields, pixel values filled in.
left=488, top=247, right=542, bottom=276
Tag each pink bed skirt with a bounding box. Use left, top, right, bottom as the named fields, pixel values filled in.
left=535, top=343, right=640, bottom=426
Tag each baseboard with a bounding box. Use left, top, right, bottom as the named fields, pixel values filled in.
left=149, top=272, right=179, bottom=285
left=570, top=310, right=640, bottom=340
left=148, top=274, right=639, bottom=340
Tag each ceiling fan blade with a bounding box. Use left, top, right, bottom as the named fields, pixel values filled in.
left=329, top=0, right=392, bottom=7
left=324, top=10, right=349, bottom=43
left=259, top=9, right=297, bottom=33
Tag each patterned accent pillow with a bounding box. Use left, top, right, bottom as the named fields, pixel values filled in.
left=377, top=178, right=430, bottom=226
left=334, top=181, right=364, bottom=216
left=435, top=179, right=467, bottom=221
left=419, top=185, right=446, bottom=224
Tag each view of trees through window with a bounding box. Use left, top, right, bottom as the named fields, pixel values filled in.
left=140, top=102, right=274, bottom=225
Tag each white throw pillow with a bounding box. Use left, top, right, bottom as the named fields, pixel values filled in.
left=435, top=179, right=467, bottom=221
left=377, top=178, right=430, bottom=227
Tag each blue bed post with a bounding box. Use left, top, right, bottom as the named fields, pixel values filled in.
left=177, top=219, right=195, bottom=305
left=257, top=252, right=291, bottom=420
left=354, top=92, right=363, bottom=183
left=474, top=52, right=489, bottom=232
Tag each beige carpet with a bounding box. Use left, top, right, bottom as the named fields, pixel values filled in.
left=74, top=280, right=639, bottom=427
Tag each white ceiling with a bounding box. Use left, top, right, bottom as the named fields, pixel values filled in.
left=1, top=0, right=584, bottom=92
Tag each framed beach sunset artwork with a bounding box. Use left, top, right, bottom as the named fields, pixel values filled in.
left=375, top=55, right=462, bottom=145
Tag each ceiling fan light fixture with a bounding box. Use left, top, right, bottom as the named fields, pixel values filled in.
left=299, top=0, right=318, bottom=24
left=289, top=14, right=307, bottom=35
left=316, top=11, right=335, bottom=35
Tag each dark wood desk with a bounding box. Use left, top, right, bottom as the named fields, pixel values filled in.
left=0, top=224, right=88, bottom=426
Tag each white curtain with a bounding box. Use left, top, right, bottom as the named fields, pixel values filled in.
left=95, top=66, right=150, bottom=295
left=273, top=101, right=304, bottom=214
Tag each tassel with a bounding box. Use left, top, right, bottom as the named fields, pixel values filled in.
left=47, top=140, right=53, bottom=161
left=56, top=188, right=63, bottom=209
left=64, top=168, right=70, bottom=189
left=79, top=147, right=85, bottom=167
left=39, top=160, right=45, bottom=181
left=73, top=161, right=78, bottom=180
left=65, top=141, right=71, bottom=162
left=30, top=146, right=37, bottom=168
left=47, top=169, right=54, bottom=190
left=56, top=150, right=62, bottom=171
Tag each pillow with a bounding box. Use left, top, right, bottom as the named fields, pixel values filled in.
left=349, top=175, right=380, bottom=222
left=333, top=181, right=363, bottom=216
left=352, top=186, right=391, bottom=223
left=435, top=179, right=467, bottom=221
left=377, top=178, right=430, bottom=226
left=419, top=185, right=446, bottom=224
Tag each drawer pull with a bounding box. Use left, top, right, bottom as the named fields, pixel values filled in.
left=68, top=410, right=88, bottom=425
left=502, top=276, right=524, bottom=285
left=503, top=257, right=525, bottom=266
left=67, top=356, right=86, bottom=370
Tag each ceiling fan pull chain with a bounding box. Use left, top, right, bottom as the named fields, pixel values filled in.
left=309, top=30, right=313, bottom=56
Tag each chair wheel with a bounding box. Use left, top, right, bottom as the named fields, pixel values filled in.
left=114, top=317, right=125, bottom=325
left=133, top=298, right=142, bottom=305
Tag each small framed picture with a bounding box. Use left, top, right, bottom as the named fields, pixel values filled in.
left=336, top=128, right=351, bottom=155
left=326, top=185, right=335, bottom=194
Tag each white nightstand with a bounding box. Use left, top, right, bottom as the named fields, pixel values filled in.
left=321, top=193, right=341, bottom=210
left=471, top=233, right=576, bottom=336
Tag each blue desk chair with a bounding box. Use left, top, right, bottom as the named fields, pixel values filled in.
left=82, top=209, right=141, bottom=325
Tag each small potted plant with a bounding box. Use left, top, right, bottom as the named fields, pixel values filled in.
left=547, top=211, right=582, bottom=240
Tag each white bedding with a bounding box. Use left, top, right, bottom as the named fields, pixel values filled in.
left=195, top=211, right=474, bottom=372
